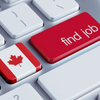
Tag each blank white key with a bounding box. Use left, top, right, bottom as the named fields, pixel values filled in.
left=0, top=3, right=43, bottom=38
left=3, top=0, right=19, bottom=3
left=0, top=84, right=43, bottom=100
left=33, top=0, right=79, bottom=21
left=38, top=45, right=100, bottom=100
left=0, top=34, right=5, bottom=46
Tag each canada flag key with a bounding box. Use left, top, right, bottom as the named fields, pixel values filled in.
left=30, top=12, right=100, bottom=63
left=0, top=43, right=41, bottom=84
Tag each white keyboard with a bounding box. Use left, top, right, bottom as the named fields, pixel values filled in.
left=0, top=0, right=100, bottom=100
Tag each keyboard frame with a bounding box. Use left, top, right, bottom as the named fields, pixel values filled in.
left=0, top=0, right=100, bottom=99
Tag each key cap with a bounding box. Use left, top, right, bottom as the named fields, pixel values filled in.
left=0, top=3, right=43, bottom=38
left=38, top=45, right=100, bottom=100
left=30, top=12, right=100, bottom=63
left=4, top=0, right=19, bottom=3
left=33, top=0, right=79, bottom=21
left=0, top=43, right=41, bottom=84
left=0, top=84, right=43, bottom=100
left=0, top=34, right=5, bottom=46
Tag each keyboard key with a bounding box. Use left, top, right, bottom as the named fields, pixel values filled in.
left=0, top=34, right=5, bottom=46
left=0, top=3, right=43, bottom=38
left=0, top=43, right=41, bottom=84
left=33, top=0, right=79, bottom=21
left=4, top=0, right=19, bottom=3
left=38, top=45, right=100, bottom=100
left=0, top=84, right=43, bottom=100
left=30, top=12, right=100, bottom=63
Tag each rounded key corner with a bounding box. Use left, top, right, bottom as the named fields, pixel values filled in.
left=9, top=33, right=21, bottom=39
left=45, top=56, right=57, bottom=64
left=81, top=12, right=91, bottom=16
left=6, top=77, right=17, bottom=84
left=15, top=42, right=25, bottom=47
left=36, top=64, right=42, bottom=72
left=30, top=36, right=34, bottom=42
left=50, top=17, right=57, bottom=22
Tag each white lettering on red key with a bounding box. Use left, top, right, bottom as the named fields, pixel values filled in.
left=30, top=12, right=100, bottom=63
left=0, top=43, right=41, bottom=84
left=61, top=25, right=99, bottom=46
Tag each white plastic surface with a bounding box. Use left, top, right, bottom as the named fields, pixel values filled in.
left=0, top=84, right=43, bottom=100
left=33, top=0, right=79, bottom=21
left=0, top=3, right=43, bottom=38
left=38, top=46, right=100, bottom=100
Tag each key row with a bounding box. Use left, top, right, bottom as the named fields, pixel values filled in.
left=1, top=48, right=100, bottom=100
left=0, top=1, right=79, bottom=38
left=0, top=12, right=100, bottom=84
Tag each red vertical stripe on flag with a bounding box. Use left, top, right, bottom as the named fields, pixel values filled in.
left=0, top=59, right=17, bottom=84
left=16, top=43, right=41, bottom=72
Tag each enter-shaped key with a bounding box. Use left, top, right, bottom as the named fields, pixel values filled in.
left=30, top=12, right=100, bottom=63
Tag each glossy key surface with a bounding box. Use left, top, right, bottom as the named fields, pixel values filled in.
left=38, top=45, right=100, bottom=100
left=0, top=43, right=41, bottom=84
left=33, top=0, right=79, bottom=21
left=30, top=12, right=100, bottom=63
left=0, top=3, right=43, bottom=38
left=0, top=84, right=43, bottom=100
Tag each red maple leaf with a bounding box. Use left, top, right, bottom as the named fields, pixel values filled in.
left=8, top=55, right=23, bottom=67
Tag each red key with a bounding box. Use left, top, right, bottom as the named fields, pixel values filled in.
left=30, top=12, right=100, bottom=63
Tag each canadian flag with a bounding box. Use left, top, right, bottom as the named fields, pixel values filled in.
left=0, top=43, right=41, bottom=84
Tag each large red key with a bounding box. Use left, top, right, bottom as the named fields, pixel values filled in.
left=30, top=12, right=100, bottom=63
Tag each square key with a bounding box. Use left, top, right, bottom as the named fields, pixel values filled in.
left=33, top=0, right=79, bottom=21
left=0, top=3, right=43, bottom=38
left=0, top=43, right=41, bottom=84
left=0, top=84, right=43, bottom=100
left=30, top=12, right=100, bottom=63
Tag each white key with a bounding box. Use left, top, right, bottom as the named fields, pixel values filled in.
left=3, top=0, right=19, bottom=3
left=0, top=3, right=43, bottom=38
left=38, top=45, right=100, bottom=100
left=33, top=0, right=79, bottom=21
left=0, top=84, right=43, bottom=100
left=0, top=34, right=5, bottom=46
